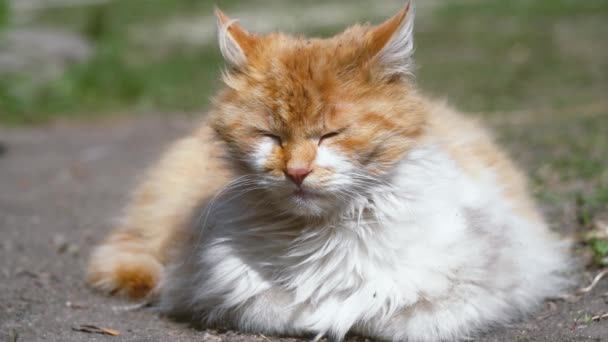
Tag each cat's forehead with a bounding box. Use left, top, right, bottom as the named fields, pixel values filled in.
left=256, top=76, right=345, bottom=134
left=222, top=27, right=399, bottom=132
left=254, top=31, right=368, bottom=76
left=240, top=40, right=353, bottom=129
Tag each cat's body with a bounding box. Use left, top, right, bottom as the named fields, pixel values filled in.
left=87, top=3, right=570, bottom=341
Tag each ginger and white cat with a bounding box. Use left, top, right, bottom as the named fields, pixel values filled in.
left=87, top=2, right=570, bottom=341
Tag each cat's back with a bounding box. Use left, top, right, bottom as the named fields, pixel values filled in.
left=139, top=123, right=231, bottom=202
left=124, top=122, right=233, bottom=257
left=423, top=99, right=544, bottom=224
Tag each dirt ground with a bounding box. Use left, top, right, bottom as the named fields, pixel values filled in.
left=1, top=116, right=607, bottom=342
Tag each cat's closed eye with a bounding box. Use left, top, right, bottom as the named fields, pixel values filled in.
left=262, top=133, right=283, bottom=146
left=318, top=131, right=341, bottom=146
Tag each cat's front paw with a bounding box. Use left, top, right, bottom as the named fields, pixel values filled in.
left=86, top=242, right=162, bottom=299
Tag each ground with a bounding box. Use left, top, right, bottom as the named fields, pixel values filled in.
left=0, top=115, right=607, bottom=342
left=1, top=0, right=608, bottom=341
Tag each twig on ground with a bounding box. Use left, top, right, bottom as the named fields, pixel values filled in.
left=591, top=313, right=608, bottom=321
left=72, top=324, right=120, bottom=336
left=550, top=268, right=608, bottom=302
left=577, top=269, right=608, bottom=295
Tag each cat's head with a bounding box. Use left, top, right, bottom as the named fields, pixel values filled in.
left=210, top=2, right=427, bottom=217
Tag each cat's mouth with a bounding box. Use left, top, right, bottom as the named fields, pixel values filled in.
left=293, top=188, right=320, bottom=200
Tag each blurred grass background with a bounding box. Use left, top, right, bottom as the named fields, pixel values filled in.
left=0, top=0, right=607, bottom=262
left=0, top=0, right=605, bottom=124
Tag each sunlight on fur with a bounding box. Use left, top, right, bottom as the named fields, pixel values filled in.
left=87, top=2, right=572, bottom=341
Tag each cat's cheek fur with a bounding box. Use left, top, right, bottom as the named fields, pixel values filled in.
left=312, top=147, right=364, bottom=198
left=251, top=139, right=275, bottom=172
left=315, top=145, right=353, bottom=174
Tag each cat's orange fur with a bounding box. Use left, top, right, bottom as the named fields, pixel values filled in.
left=87, top=127, right=232, bottom=298
left=87, top=5, right=541, bottom=300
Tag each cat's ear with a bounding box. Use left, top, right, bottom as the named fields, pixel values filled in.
left=368, top=1, right=415, bottom=79
left=215, top=7, right=258, bottom=69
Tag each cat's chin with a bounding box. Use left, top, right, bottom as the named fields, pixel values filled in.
left=292, top=188, right=320, bottom=200
left=278, top=190, right=345, bottom=218
left=286, top=201, right=330, bottom=218
left=262, top=183, right=349, bottom=218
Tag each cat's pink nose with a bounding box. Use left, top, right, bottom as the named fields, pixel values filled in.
left=285, top=168, right=311, bottom=186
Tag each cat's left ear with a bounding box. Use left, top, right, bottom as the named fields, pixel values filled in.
left=368, top=1, right=415, bottom=79
left=215, top=7, right=258, bottom=69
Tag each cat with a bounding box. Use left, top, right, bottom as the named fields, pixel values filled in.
left=87, top=2, right=571, bottom=341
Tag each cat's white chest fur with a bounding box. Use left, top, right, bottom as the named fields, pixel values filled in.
left=159, top=145, right=568, bottom=341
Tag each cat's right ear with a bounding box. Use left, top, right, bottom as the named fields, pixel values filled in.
left=367, top=1, right=416, bottom=80
left=215, top=7, right=258, bottom=69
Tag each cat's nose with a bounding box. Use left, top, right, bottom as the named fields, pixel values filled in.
left=285, top=168, right=312, bottom=186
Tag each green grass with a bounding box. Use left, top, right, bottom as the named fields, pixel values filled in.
left=0, top=0, right=236, bottom=124
left=0, top=0, right=342, bottom=124
left=0, top=0, right=8, bottom=30
left=3, top=0, right=605, bottom=123
left=415, top=0, right=608, bottom=112
left=0, top=48, right=224, bottom=124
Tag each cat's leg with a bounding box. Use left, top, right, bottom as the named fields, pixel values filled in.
left=231, top=290, right=308, bottom=336
left=357, top=268, right=562, bottom=341
left=355, top=295, right=495, bottom=342
left=87, top=128, right=230, bottom=299
left=159, top=241, right=311, bottom=336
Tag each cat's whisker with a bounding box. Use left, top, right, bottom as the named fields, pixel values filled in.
left=188, top=175, right=261, bottom=260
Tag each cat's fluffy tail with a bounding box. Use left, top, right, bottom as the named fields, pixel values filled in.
left=86, top=231, right=163, bottom=299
